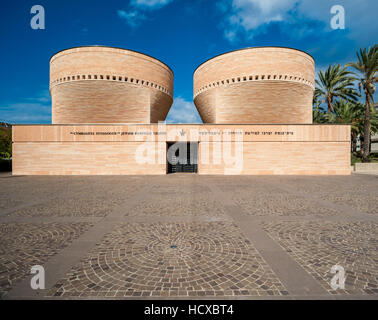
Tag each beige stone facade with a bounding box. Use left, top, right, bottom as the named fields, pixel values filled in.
left=12, top=46, right=351, bottom=175
left=50, top=46, right=173, bottom=124
left=194, top=47, right=314, bottom=124
left=12, top=124, right=350, bottom=175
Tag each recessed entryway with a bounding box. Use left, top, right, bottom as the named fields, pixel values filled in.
left=167, top=142, right=198, bottom=174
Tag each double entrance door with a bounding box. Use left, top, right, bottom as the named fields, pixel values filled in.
left=167, top=142, right=198, bottom=173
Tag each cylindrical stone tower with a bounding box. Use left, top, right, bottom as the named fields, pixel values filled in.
left=50, top=46, right=173, bottom=124
left=193, top=47, right=315, bottom=124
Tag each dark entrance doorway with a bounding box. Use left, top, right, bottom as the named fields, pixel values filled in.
left=167, top=142, right=198, bottom=174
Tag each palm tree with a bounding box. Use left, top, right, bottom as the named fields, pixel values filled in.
left=315, top=64, right=359, bottom=113
left=313, top=106, right=327, bottom=123
left=359, top=105, right=378, bottom=153
left=327, top=100, right=363, bottom=153
left=313, top=90, right=321, bottom=108
left=312, top=91, right=328, bottom=123
left=347, top=45, right=378, bottom=162
left=369, top=109, right=378, bottom=152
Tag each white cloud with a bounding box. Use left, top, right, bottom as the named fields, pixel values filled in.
left=166, top=97, right=202, bottom=124
left=81, top=28, right=89, bottom=35
left=117, top=10, right=146, bottom=28
left=25, top=89, right=50, bottom=103
left=297, top=0, right=378, bottom=43
left=220, top=0, right=378, bottom=44
left=227, top=0, right=293, bottom=31
left=131, top=0, right=173, bottom=10
left=118, top=0, right=173, bottom=27
left=224, top=30, right=237, bottom=42
left=72, top=19, right=89, bottom=36
left=0, top=103, right=51, bottom=124
left=0, top=90, right=51, bottom=124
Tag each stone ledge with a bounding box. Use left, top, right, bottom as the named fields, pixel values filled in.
left=354, top=163, right=378, bottom=172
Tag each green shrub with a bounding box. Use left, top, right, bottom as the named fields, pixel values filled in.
left=351, top=152, right=378, bottom=165
left=0, top=127, right=12, bottom=158
left=0, top=159, right=11, bottom=172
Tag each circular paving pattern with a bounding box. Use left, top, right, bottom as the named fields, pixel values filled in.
left=0, top=222, right=92, bottom=296
left=320, top=194, right=378, bottom=215
left=127, top=197, right=226, bottom=217
left=262, top=221, right=378, bottom=294
left=9, top=197, right=125, bottom=217
left=49, top=222, right=287, bottom=297
left=0, top=198, right=23, bottom=211
left=234, top=194, right=338, bottom=216
left=278, top=176, right=378, bottom=199
left=1, top=175, right=145, bottom=215
left=1, top=175, right=377, bottom=299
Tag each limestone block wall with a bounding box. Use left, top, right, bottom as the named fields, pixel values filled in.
left=50, top=46, right=173, bottom=124
left=193, top=47, right=315, bottom=124
left=12, top=124, right=350, bottom=176
left=198, top=142, right=350, bottom=175
left=12, top=142, right=166, bottom=175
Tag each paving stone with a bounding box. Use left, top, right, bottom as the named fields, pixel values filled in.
left=128, top=196, right=226, bottom=217
left=1, top=174, right=377, bottom=299
left=319, top=194, right=378, bottom=215
left=48, top=222, right=286, bottom=297
left=9, top=198, right=122, bottom=218
left=262, top=221, right=378, bottom=294
left=234, top=193, right=338, bottom=216
left=0, top=222, right=92, bottom=297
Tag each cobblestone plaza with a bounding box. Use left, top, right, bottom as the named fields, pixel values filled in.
left=0, top=173, right=377, bottom=299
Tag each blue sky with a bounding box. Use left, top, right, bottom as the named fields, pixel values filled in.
left=0, top=0, right=377, bottom=124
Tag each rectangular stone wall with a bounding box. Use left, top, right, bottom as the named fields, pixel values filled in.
left=198, top=141, right=350, bottom=175
left=12, top=142, right=166, bottom=175
left=12, top=124, right=351, bottom=175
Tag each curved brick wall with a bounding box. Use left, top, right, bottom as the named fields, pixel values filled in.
left=50, top=46, right=173, bottom=124
left=193, top=47, right=315, bottom=124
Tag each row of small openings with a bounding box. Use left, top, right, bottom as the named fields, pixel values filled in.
left=51, top=75, right=172, bottom=96
left=195, top=74, right=314, bottom=96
